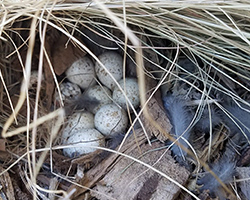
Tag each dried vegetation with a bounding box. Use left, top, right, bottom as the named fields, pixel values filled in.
left=1, top=1, right=250, bottom=199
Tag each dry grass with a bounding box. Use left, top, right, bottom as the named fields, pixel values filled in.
left=1, top=0, right=250, bottom=199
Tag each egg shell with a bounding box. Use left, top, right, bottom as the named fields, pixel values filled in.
left=95, top=51, right=123, bottom=89
left=112, top=78, right=140, bottom=110
left=66, top=56, right=96, bottom=89
left=61, top=112, right=94, bottom=141
left=63, top=128, right=105, bottom=157
left=85, top=85, right=112, bottom=114
left=54, top=82, right=82, bottom=106
left=94, top=104, right=128, bottom=136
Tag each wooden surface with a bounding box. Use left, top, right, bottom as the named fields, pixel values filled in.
left=91, top=130, right=190, bottom=200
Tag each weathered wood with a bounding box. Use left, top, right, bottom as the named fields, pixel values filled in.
left=68, top=129, right=147, bottom=199
left=0, top=166, right=15, bottom=200
left=90, top=133, right=190, bottom=200
left=140, top=76, right=172, bottom=142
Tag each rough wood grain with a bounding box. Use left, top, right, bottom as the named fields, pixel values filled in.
left=90, top=134, right=190, bottom=200
left=140, top=76, right=172, bottom=142
left=0, top=166, right=15, bottom=200
left=68, top=129, right=147, bottom=199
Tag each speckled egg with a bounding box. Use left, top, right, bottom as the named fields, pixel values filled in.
left=54, top=81, right=82, bottom=106
left=63, top=128, right=105, bottom=158
left=95, top=51, right=123, bottom=89
left=85, top=85, right=112, bottom=114
left=61, top=112, right=95, bottom=141
left=94, top=104, right=128, bottom=136
left=66, top=56, right=96, bottom=89
left=112, top=78, right=140, bottom=110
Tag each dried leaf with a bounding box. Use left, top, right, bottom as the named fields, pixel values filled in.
left=52, top=34, right=86, bottom=76
left=43, top=28, right=86, bottom=108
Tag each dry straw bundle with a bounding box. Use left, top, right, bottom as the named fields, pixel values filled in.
left=1, top=0, right=250, bottom=199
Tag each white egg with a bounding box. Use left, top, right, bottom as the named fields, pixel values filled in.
left=94, top=104, right=128, bottom=136
left=54, top=82, right=82, bottom=107
left=63, top=128, right=105, bottom=158
left=61, top=112, right=94, bottom=141
left=112, top=78, right=140, bottom=110
left=66, top=56, right=96, bottom=89
left=85, top=85, right=112, bottom=114
left=95, top=51, right=123, bottom=89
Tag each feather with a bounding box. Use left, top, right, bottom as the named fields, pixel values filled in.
left=162, top=93, right=193, bottom=159
left=198, top=156, right=235, bottom=199
left=195, top=104, right=222, bottom=133
left=64, top=94, right=100, bottom=116
left=106, top=133, right=124, bottom=150
left=95, top=133, right=125, bottom=161
left=222, top=101, right=250, bottom=142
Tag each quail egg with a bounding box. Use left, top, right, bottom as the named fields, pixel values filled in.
left=61, top=111, right=95, bottom=141
left=63, top=128, right=105, bottom=157
left=95, top=51, right=123, bottom=90
left=112, top=78, right=140, bottom=110
left=94, top=103, right=128, bottom=136
left=66, top=56, right=96, bottom=89
left=85, top=85, right=112, bottom=114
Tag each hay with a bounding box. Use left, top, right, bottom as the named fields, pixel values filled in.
left=1, top=0, right=250, bottom=199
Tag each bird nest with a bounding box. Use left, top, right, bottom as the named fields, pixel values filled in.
left=1, top=1, right=250, bottom=199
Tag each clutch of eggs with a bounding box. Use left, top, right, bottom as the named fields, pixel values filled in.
left=60, top=51, right=141, bottom=157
